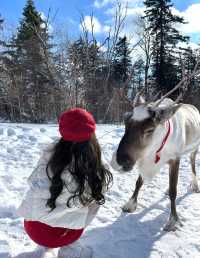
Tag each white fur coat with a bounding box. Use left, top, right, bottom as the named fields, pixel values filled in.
left=18, top=143, right=100, bottom=229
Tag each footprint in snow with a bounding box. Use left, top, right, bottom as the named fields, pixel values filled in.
left=22, top=127, right=32, bottom=132
left=7, top=128, right=16, bottom=137
left=17, top=135, right=26, bottom=140
left=40, top=128, right=46, bottom=133
left=7, top=148, right=14, bottom=154
left=29, top=136, right=37, bottom=142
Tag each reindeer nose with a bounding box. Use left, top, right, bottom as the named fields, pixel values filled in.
left=116, top=151, right=135, bottom=172
left=117, top=152, right=132, bottom=165
left=116, top=152, right=129, bottom=166
left=123, top=160, right=134, bottom=171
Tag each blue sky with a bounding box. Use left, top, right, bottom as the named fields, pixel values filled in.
left=173, top=0, right=200, bottom=10
left=0, top=0, right=200, bottom=43
left=0, top=0, right=93, bottom=24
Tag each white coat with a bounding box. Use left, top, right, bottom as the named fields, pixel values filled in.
left=18, top=142, right=100, bottom=229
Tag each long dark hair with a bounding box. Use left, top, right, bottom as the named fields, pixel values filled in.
left=46, top=134, right=113, bottom=210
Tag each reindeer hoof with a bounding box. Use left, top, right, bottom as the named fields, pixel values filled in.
left=163, top=216, right=183, bottom=232
left=165, top=188, right=169, bottom=195
left=122, top=200, right=137, bottom=213
left=190, top=182, right=200, bottom=193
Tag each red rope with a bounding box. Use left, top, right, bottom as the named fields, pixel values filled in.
left=155, top=120, right=171, bottom=164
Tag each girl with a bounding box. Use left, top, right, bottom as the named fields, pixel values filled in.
left=18, top=108, right=113, bottom=258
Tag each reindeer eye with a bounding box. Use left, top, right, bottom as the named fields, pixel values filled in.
left=124, top=112, right=132, bottom=122
left=144, top=128, right=154, bottom=135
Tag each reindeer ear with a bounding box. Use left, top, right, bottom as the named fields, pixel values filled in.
left=133, top=95, right=146, bottom=107
left=124, top=112, right=132, bottom=122
left=149, top=104, right=182, bottom=124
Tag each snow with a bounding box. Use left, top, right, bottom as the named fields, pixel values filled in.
left=0, top=123, right=200, bottom=258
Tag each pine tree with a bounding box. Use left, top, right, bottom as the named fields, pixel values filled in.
left=0, top=15, right=6, bottom=119
left=67, top=38, right=86, bottom=107
left=177, top=46, right=200, bottom=109
left=6, top=0, right=55, bottom=122
left=177, top=47, right=198, bottom=99
left=183, top=47, right=197, bottom=76
left=131, top=59, right=145, bottom=98
left=113, top=36, right=132, bottom=88
left=143, top=0, right=188, bottom=94
left=0, top=15, right=4, bottom=53
left=68, top=37, right=102, bottom=118
left=0, top=15, right=3, bottom=39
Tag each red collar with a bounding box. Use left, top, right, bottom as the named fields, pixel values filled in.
left=155, top=120, right=171, bottom=164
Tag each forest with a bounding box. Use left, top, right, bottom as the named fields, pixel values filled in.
left=0, top=0, right=199, bottom=123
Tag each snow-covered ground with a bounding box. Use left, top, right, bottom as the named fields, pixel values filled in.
left=0, top=123, right=200, bottom=258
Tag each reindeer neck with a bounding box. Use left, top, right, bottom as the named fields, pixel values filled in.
left=140, top=120, right=173, bottom=164
left=137, top=121, right=173, bottom=181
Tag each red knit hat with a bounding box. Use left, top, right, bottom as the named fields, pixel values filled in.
left=59, top=108, right=96, bottom=142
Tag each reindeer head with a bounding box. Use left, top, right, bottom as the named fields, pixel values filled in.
left=116, top=94, right=181, bottom=172
left=113, top=58, right=200, bottom=172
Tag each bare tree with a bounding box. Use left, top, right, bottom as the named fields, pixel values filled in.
left=135, top=16, right=154, bottom=98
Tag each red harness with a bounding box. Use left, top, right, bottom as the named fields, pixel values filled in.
left=155, top=120, right=171, bottom=164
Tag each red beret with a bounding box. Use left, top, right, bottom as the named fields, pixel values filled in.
left=59, top=108, right=96, bottom=142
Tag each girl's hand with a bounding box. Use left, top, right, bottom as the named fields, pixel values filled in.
left=85, top=202, right=100, bottom=226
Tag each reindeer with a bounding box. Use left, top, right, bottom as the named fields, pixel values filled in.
left=112, top=62, right=200, bottom=231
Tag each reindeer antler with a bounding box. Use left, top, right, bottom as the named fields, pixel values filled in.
left=133, top=87, right=145, bottom=107
left=118, top=88, right=134, bottom=108
left=118, top=86, right=146, bottom=109
left=154, top=59, right=200, bottom=107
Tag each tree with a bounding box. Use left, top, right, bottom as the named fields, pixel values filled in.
left=0, top=15, right=7, bottom=120
left=143, top=0, right=188, bottom=94
left=130, top=59, right=145, bottom=99
left=112, top=36, right=132, bottom=91
left=68, top=36, right=104, bottom=119
left=135, top=16, right=154, bottom=98
left=67, top=38, right=86, bottom=107
left=177, top=46, right=200, bottom=106
left=6, top=0, right=56, bottom=122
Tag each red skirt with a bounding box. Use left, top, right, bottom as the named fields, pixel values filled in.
left=24, top=220, right=84, bottom=248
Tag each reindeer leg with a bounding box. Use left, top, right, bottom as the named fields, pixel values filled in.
left=122, top=175, right=143, bottom=213
left=164, top=158, right=182, bottom=231
left=190, top=150, right=199, bottom=193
